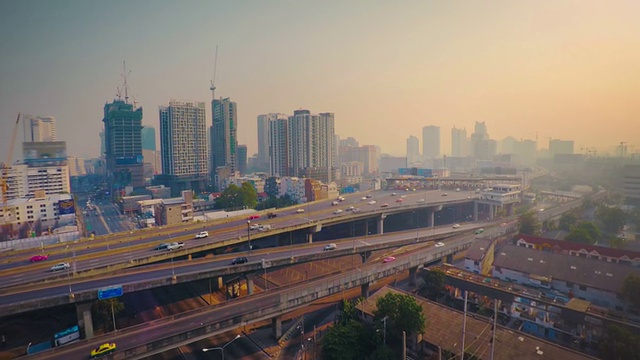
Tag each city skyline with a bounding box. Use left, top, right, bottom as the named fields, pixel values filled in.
left=2, top=1, right=640, bottom=162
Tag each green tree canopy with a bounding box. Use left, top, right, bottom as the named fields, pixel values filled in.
left=565, top=228, right=596, bottom=244
left=596, top=205, right=627, bottom=235
left=558, top=213, right=578, bottom=231
left=598, top=325, right=640, bottom=360
left=518, top=211, right=540, bottom=236
left=216, top=182, right=258, bottom=210
left=621, top=274, right=640, bottom=309
left=321, top=320, right=373, bottom=360
left=374, top=292, right=426, bottom=339
left=92, top=298, right=125, bottom=332
left=420, top=268, right=446, bottom=300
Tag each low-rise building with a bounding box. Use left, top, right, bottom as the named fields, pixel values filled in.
left=154, top=190, right=193, bottom=226
left=493, top=244, right=640, bottom=311
left=463, top=238, right=495, bottom=275
left=516, top=234, right=640, bottom=266
left=357, top=286, right=596, bottom=360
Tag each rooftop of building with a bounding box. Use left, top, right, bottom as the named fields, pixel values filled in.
left=465, top=238, right=494, bottom=261
left=516, top=234, right=640, bottom=262
left=357, top=286, right=595, bottom=360
left=495, top=244, right=640, bottom=293
left=161, top=198, right=186, bottom=205
left=6, top=193, right=72, bottom=206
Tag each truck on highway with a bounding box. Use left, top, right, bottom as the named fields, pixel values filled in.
left=258, top=224, right=272, bottom=231
left=167, top=242, right=184, bottom=251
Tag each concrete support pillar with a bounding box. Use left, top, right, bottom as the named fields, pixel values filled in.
left=365, top=221, right=369, bottom=236
left=409, top=266, right=418, bottom=286
left=360, top=251, right=371, bottom=262
left=76, top=302, right=94, bottom=339
left=473, top=202, right=478, bottom=221
left=307, top=232, right=313, bottom=244
left=445, top=254, right=454, bottom=264
left=217, top=276, right=223, bottom=289
left=361, top=282, right=370, bottom=298
left=246, top=273, right=255, bottom=295
left=188, top=254, right=192, bottom=261
left=427, top=211, right=434, bottom=227
left=378, top=216, right=384, bottom=235
left=272, top=316, right=282, bottom=339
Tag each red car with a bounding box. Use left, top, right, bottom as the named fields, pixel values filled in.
left=396, top=198, right=403, bottom=203
left=382, top=256, right=396, bottom=263
left=248, top=215, right=261, bottom=220
left=30, top=255, right=49, bottom=262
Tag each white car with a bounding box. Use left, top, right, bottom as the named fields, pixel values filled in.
left=51, top=262, right=70, bottom=272
left=435, top=242, right=445, bottom=247
left=417, top=199, right=425, bottom=203
left=334, top=209, right=343, bottom=214
left=195, top=231, right=209, bottom=239
left=296, top=208, right=305, bottom=213
left=368, top=200, right=377, bottom=205
left=250, top=224, right=261, bottom=231
left=452, top=224, right=460, bottom=229
left=361, top=197, right=367, bottom=201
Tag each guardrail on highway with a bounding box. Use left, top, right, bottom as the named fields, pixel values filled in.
left=24, top=237, right=473, bottom=360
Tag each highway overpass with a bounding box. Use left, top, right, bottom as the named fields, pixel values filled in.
left=23, top=234, right=475, bottom=360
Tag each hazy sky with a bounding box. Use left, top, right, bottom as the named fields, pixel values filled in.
left=1, top=0, right=639, bottom=162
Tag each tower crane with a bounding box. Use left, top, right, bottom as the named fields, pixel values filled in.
left=1, top=114, right=21, bottom=234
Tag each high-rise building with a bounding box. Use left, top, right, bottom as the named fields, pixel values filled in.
left=141, top=126, right=156, bottom=151
left=406, top=136, right=420, bottom=165
left=257, top=113, right=287, bottom=172
left=268, top=115, right=289, bottom=177
left=159, top=101, right=208, bottom=195
left=287, top=110, right=335, bottom=182
left=451, top=126, right=467, bottom=157
left=237, top=144, right=247, bottom=175
left=470, top=121, right=489, bottom=157
left=103, top=99, right=144, bottom=190
left=25, top=115, right=57, bottom=142
left=340, top=145, right=379, bottom=175
left=549, top=139, right=574, bottom=156
left=339, top=137, right=359, bottom=148
left=514, top=139, right=537, bottom=165
left=211, top=97, right=238, bottom=190
left=422, top=125, right=440, bottom=159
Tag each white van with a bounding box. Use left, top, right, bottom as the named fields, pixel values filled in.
left=324, top=243, right=337, bottom=251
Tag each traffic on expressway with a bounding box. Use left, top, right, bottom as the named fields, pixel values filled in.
left=0, top=188, right=479, bottom=292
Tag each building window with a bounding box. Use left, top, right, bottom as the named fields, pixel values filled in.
left=579, top=285, right=587, bottom=291
left=566, top=282, right=573, bottom=288
left=27, top=205, right=33, bottom=209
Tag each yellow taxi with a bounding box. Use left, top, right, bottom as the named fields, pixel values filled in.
left=90, top=342, right=116, bottom=358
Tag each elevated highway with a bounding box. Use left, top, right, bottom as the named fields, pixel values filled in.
left=0, top=225, right=481, bottom=316
left=24, top=234, right=475, bottom=360
left=1, top=189, right=478, bottom=288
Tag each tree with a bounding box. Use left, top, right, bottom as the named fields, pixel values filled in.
left=374, top=292, right=426, bottom=341
left=337, top=298, right=360, bottom=326
left=518, top=212, right=540, bottom=235
left=321, top=320, right=373, bottom=360
left=609, top=236, right=626, bottom=249
left=596, top=205, right=627, bottom=235
left=240, top=182, right=258, bottom=209
left=576, top=222, right=601, bottom=242
left=216, top=182, right=258, bottom=210
left=598, top=325, right=640, bottom=360
left=420, top=268, right=446, bottom=300
left=621, top=274, right=640, bottom=309
left=92, top=298, right=125, bottom=332
left=564, top=228, right=595, bottom=245
left=559, top=213, right=578, bottom=231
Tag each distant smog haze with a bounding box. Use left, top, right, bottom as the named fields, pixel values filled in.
left=1, top=1, right=639, bottom=161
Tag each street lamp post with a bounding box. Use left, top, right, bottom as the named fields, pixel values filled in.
left=247, top=220, right=252, bottom=254
left=202, top=334, right=242, bottom=360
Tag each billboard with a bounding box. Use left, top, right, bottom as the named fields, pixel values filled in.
left=398, top=168, right=432, bottom=177
left=115, top=155, right=143, bottom=165
left=58, top=199, right=76, bottom=215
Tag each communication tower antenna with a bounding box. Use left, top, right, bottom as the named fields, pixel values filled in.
left=210, top=45, right=219, bottom=100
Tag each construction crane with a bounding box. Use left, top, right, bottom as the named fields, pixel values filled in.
left=1, top=114, right=21, bottom=236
